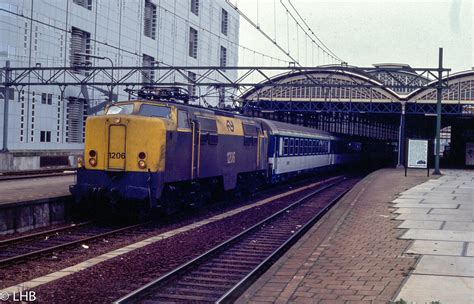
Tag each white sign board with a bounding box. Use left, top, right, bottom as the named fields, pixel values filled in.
left=407, top=139, right=428, bottom=169
left=466, top=143, right=474, bottom=166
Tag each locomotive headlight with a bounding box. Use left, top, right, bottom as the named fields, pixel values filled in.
left=138, top=159, right=147, bottom=169
left=89, top=158, right=97, bottom=167
left=77, top=157, right=83, bottom=168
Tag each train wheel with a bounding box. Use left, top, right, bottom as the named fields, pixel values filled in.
left=160, top=185, right=181, bottom=215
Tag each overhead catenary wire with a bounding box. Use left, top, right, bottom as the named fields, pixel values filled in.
left=288, top=0, right=343, bottom=62
left=280, top=0, right=344, bottom=64
left=225, top=0, right=301, bottom=66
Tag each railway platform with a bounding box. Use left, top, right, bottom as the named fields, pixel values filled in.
left=0, top=174, right=74, bottom=205
left=238, top=168, right=474, bottom=303
left=0, top=174, right=74, bottom=234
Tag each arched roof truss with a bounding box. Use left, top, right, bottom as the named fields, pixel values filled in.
left=242, top=71, right=399, bottom=103
left=408, top=71, right=474, bottom=104
left=367, top=70, right=430, bottom=95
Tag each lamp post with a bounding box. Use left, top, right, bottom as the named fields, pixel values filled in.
left=433, top=48, right=443, bottom=175
left=76, top=52, right=115, bottom=102
left=2, top=60, right=11, bottom=152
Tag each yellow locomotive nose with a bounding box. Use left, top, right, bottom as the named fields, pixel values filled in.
left=83, top=113, right=166, bottom=173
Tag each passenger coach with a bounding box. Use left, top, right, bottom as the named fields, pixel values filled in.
left=262, top=120, right=361, bottom=182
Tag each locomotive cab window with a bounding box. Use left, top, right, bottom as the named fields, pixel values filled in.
left=139, top=104, right=171, bottom=118
left=106, top=104, right=134, bottom=115
left=177, top=110, right=190, bottom=129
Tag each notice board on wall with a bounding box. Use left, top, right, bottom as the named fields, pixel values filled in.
left=466, top=143, right=474, bottom=166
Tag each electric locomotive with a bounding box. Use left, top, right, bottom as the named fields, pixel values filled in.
left=70, top=97, right=268, bottom=214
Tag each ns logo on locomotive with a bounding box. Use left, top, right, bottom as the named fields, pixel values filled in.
left=70, top=89, right=364, bottom=216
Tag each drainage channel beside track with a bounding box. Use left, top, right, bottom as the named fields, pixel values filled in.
left=116, top=177, right=357, bottom=304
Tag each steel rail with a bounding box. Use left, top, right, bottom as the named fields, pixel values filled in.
left=115, top=177, right=350, bottom=304
left=218, top=187, right=351, bottom=303
left=0, top=222, right=145, bottom=267
left=0, top=222, right=91, bottom=247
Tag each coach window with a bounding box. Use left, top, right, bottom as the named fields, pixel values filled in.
left=283, top=138, right=289, bottom=156
left=311, top=140, right=315, bottom=154
left=289, top=138, right=294, bottom=155
left=314, top=140, right=318, bottom=154
left=295, top=139, right=299, bottom=155
left=323, top=141, right=329, bottom=153
left=177, top=110, right=190, bottom=129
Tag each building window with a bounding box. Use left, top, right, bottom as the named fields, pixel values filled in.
left=189, top=27, right=198, bottom=59
left=73, top=0, right=92, bottom=10
left=221, top=9, right=228, bottom=35
left=187, top=71, right=196, bottom=97
left=142, top=54, right=155, bottom=83
left=70, top=27, right=91, bottom=73
left=190, top=0, right=199, bottom=16
left=41, top=93, right=52, bottom=105
left=144, top=0, right=157, bottom=40
left=40, top=131, right=51, bottom=142
left=220, top=46, right=227, bottom=70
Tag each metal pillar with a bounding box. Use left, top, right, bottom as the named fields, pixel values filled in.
left=2, top=60, right=10, bottom=152
left=397, top=103, right=406, bottom=167
left=433, top=48, right=443, bottom=175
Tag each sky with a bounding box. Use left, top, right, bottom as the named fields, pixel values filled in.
left=234, top=0, right=472, bottom=73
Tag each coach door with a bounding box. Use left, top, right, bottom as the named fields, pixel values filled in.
left=256, top=127, right=262, bottom=168
left=108, top=125, right=126, bottom=170
left=191, top=120, right=200, bottom=179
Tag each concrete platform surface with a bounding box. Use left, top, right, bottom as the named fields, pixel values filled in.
left=395, top=169, right=474, bottom=304
left=238, top=168, right=431, bottom=303
left=0, top=175, right=74, bottom=205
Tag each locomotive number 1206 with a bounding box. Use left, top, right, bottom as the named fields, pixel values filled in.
left=109, top=152, right=126, bottom=159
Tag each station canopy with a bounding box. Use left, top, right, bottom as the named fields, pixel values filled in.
left=240, top=64, right=474, bottom=116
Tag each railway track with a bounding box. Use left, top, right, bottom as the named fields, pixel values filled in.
left=0, top=221, right=145, bottom=267
left=116, top=177, right=356, bottom=303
